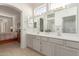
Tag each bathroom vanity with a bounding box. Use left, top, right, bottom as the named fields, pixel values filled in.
left=26, top=33, right=79, bottom=56
left=26, top=4, right=79, bottom=56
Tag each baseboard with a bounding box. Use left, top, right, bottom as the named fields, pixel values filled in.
left=0, top=38, right=17, bottom=44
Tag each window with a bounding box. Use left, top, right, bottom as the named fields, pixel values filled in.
left=63, top=15, right=76, bottom=33
left=34, top=4, right=47, bottom=16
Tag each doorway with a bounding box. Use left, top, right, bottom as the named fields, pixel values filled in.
left=0, top=4, right=22, bottom=48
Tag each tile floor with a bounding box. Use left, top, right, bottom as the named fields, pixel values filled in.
left=0, top=41, right=42, bottom=56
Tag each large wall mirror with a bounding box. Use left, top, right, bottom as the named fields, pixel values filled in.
left=45, top=13, right=55, bottom=32
left=47, top=19, right=55, bottom=32
left=63, top=15, right=76, bottom=33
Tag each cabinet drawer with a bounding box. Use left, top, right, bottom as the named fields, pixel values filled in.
left=65, top=40, right=79, bottom=49
left=31, top=35, right=36, bottom=39
left=35, top=36, right=40, bottom=40
left=40, top=36, right=49, bottom=41
left=27, top=35, right=35, bottom=40
left=49, top=38, right=64, bottom=45
left=41, top=41, right=51, bottom=46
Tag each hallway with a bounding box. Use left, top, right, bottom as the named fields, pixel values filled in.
left=0, top=41, right=41, bottom=56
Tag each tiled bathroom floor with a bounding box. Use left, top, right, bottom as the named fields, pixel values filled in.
left=0, top=41, right=42, bottom=56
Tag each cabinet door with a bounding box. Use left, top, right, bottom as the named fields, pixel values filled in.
left=54, top=44, right=77, bottom=56
left=51, top=43, right=55, bottom=56
left=33, top=39, right=40, bottom=52
left=27, top=35, right=33, bottom=48
left=27, top=39, right=33, bottom=48
left=41, top=41, right=52, bottom=56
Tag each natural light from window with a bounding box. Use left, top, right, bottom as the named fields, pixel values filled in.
left=34, top=4, right=47, bottom=16
left=34, top=3, right=70, bottom=16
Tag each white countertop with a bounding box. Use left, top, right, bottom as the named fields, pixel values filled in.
left=26, top=32, right=79, bottom=42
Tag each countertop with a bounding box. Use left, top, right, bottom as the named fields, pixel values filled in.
left=26, top=32, right=79, bottom=42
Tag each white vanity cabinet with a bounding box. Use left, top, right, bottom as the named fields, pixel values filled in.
left=27, top=38, right=33, bottom=48
left=26, top=4, right=79, bottom=56
left=40, top=37, right=55, bottom=56
left=49, top=38, right=65, bottom=45
left=33, top=36, right=41, bottom=52
left=40, top=41, right=52, bottom=56
left=27, top=35, right=35, bottom=48
left=54, top=44, right=78, bottom=56
left=26, top=34, right=79, bottom=56
left=65, top=40, right=79, bottom=49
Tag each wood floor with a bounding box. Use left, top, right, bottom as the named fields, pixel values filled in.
left=0, top=41, right=42, bottom=56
